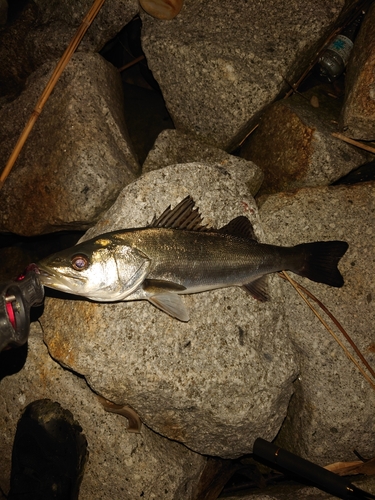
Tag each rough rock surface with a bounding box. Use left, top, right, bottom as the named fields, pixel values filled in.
left=258, top=181, right=375, bottom=464
left=240, top=87, right=369, bottom=195
left=0, top=52, right=139, bottom=236
left=40, top=163, right=298, bottom=459
left=141, top=0, right=346, bottom=149
left=142, top=129, right=264, bottom=195
left=0, top=0, right=139, bottom=97
left=340, top=2, right=375, bottom=140
left=0, top=325, right=206, bottom=500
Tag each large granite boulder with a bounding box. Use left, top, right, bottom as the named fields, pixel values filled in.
left=258, top=181, right=375, bottom=464
left=40, top=163, right=298, bottom=458
left=142, top=129, right=264, bottom=195
left=0, top=0, right=139, bottom=97
left=340, top=2, right=375, bottom=140
left=141, top=0, right=348, bottom=149
left=0, top=325, right=206, bottom=500
left=239, top=86, right=369, bottom=195
left=0, top=52, right=139, bottom=236
left=40, top=169, right=375, bottom=464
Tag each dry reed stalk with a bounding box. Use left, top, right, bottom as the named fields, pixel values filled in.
left=332, top=132, right=375, bottom=155
left=118, top=55, right=145, bottom=73
left=280, top=271, right=375, bottom=391
left=0, top=0, right=106, bottom=190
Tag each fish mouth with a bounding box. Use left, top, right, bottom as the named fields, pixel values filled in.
left=37, top=264, right=87, bottom=292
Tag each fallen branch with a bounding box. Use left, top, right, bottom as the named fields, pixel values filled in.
left=280, top=271, right=375, bottom=391
left=332, top=132, right=375, bottom=155
left=0, top=0, right=106, bottom=190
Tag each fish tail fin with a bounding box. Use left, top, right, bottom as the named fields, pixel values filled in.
left=291, top=241, right=348, bottom=287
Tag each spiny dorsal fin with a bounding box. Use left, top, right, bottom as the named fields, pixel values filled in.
left=150, top=196, right=210, bottom=231
left=219, top=216, right=258, bottom=241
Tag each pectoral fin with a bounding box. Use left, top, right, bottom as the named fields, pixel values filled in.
left=148, top=293, right=190, bottom=322
left=143, top=279, right=187, bottom=294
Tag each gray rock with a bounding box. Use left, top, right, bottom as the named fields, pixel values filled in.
left=240, top=87, right=369, bottom=196
left=143, top=129, right=264, bottom=195
left=0, top=325, right=206, bottom=500
left=0, top=52, right=139, bottom=236
left=141, top=0, right=346, bottom=149
left=0, top=0, right=139, bottom=96
left=340, top=2, right=375, bottom=140
left=258, top=182, right=375, bottom=464
left=40, top=163, right=298, bottom=458
left=32, top=0, right=139, bottom=52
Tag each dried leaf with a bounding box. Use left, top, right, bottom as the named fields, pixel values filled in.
left=325, top=458, right=375, bottom=476
left=310, top=95, right=319, bottom=108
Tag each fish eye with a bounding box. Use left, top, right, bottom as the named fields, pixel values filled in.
left=71, top=254, right=89, bottom=271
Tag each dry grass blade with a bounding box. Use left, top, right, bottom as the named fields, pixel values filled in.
left=0, top=0, right=107, bottom=190
left=279, top=271, right=375, bottom=391
left=332, top=132, right=375, bottom=155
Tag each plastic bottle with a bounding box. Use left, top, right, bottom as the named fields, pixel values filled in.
left=318, top=12, right=365, bottom=80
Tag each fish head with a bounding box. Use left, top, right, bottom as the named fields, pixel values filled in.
left=37, top=236, right=150, bottom=301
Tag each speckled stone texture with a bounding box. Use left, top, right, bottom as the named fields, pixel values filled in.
left=142, top=129, right=264, bottom=195
left=141, top=0, right=346, bottom=149
left=240, top=87, right=369, bottom=195
left=0, top=52, right=139, bottom=236
left=0, top=325, right=206, bottom=500
left=40, top=163, right=298, bottom=459
left=0, top=0, right=139, bottom=97
left=340, top=2, right=375, bottom=140
left=258, top=181, right=375, bottom=465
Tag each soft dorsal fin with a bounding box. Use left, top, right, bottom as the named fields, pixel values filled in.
left=150, top=196, right=210, bottom=231
left=219, top=216, right=258, bottom=241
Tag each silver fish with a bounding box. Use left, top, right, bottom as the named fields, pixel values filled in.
left=37, top=196, right=348, bottom=321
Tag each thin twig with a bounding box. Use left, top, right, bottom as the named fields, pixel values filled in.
left=280, top=271, right=375, bottom=391
left=291, top=279, right=375, bottom=380
left=0, top=0, right=106, bottom=190
left=332, top=132, right=375, bottom=155
left=118, top=55, right=145, bottom=73
left=238, top=123, right=259, bottom=147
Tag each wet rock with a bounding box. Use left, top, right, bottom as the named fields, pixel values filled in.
left=40, top=163, right=298, bottom=458
left=239, top=87, right=368, bottom=196
left=0, top=325, right=206, bottom=499
left=141, top=0, right=347, bottom=149
left=0, top=0, right=139, bottom=97
left=258, top=181, right=375, bottom=464
left=0, top=52, right=139, bottom=236
left=340, top=2, right=375, bottom=140
left=142, top=129, right=264, bottom=195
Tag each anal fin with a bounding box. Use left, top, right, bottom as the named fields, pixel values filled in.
left=242, top=276, right=269, bottom=302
